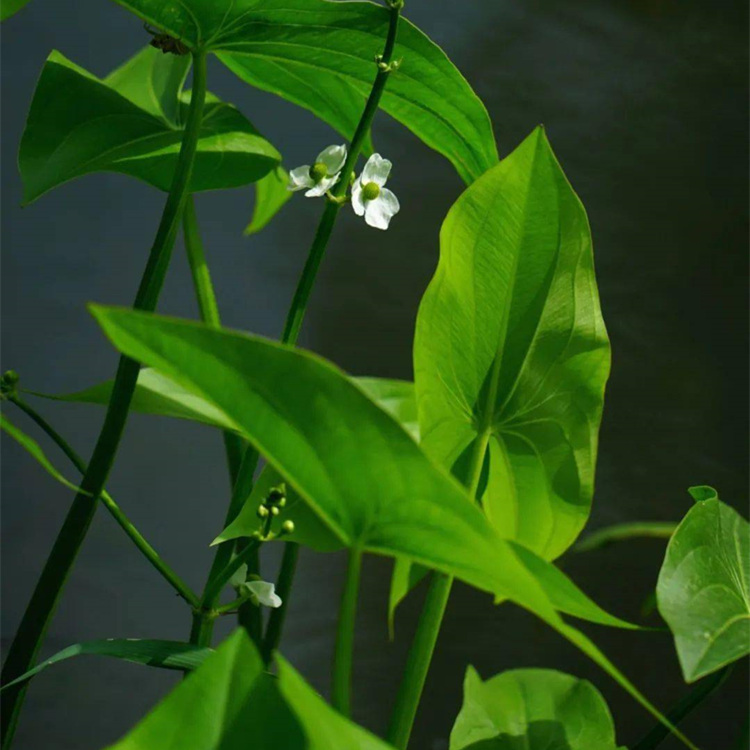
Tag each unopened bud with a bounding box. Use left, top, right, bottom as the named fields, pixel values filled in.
left=282, top=520, right=295, bottom=534
left=270, top=505, right=280, bottom=516
left=257, top=505, right=269, bottom=519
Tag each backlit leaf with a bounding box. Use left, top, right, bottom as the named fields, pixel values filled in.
left=415, top=126, right=610, bottom=560
left=90, top=306, right=697, bottom=746
left=20, top=48, right=280, bottom=203
left=657, top=490, right=750, bottom=682
left=450, top=666, right=623, bottom=750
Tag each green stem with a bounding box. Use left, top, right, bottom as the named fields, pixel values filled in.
left=0, top=51, right=208, bottom=748
left=189, top=536, right=261, bottom=648
left=8, top=395, right=199, bottom=608
left=182, top=195, right=246, bottom=485
left=331, top=548, right=363, bottom=716
left=264, top=0, right=404, bottom=661
left=261, top=542, right=299, bottom=664
left=574, top=522, right=677, bottom=553
left=387, top=431, right=490, bottom=749
left=632, top=666, right=732, bottom=750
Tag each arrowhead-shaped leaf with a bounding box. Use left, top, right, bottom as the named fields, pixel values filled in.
left=20, top=48, right=280, bottom=203
left=657, top=490, right=750, bottom=682
left=450, top=666, right=623, bottom=750
left=111, top=0, right=498, bottom=184
left=1, top=0, right=31, bottom=21
left=89, top=307, right=698, bottom=746
left=415, top=126, right=610, bottom=561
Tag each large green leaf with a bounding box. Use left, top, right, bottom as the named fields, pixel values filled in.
left=1, top=640, right=212, bottom=692
left=89, top=307, right=698, bottom=747
left=20, top=48, right=280, bottom=203
left=0, top=0, right=31, bottom=21
left=415, top=126, right=610, bottom=561
left=107, top=629, right=396, bottom=749
left=450, top=666, right=623, bottom=750
left=111, top=0, right=498, bottom=184
left=1, top=413, right=84, bottom=494
left=657, top=489, right=750, bottom=682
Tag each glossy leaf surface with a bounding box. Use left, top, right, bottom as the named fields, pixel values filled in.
left=1, top=640, right=212, bottom=691
left=112, top=0, right=498, bottom=183
left=1, top=413, right=83, bottom=493
left=245, top=166, right=292, bottom=236
left=415, top=126, right=610, bottom=560
left=450, top=666, right=623, bottom=750
left=20, top=48, right=279, bottom=203
left=657, top=491, right=750, bottom=682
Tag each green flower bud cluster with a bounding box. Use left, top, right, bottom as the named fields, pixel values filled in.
left=0, top=370, right=19, bottom=399
left=255, top=484, right=294, bottom=539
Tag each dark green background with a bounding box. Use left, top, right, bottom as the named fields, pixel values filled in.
left=2, top=0, right=747, bottom=747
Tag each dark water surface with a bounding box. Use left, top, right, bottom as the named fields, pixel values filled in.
left=2, top=0, right=747, bottom=748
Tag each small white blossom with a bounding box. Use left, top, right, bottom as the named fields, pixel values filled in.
left=243, top=580, right=283, bottom=608
left=288, top=144, right=347, bottom=197
left=351, top=153, right=400, bottom=230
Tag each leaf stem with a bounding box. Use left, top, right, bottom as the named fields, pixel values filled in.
left=7, top=395, right=199, bottom=608
left=0, top=50, right=208, bottom=748
left=182, top=195, right=246, bottom=484
left=387, top=430, right=490, bottom=749
left=263, top=0, right=404, bottom=663
left=632, top=665, right=731, bottom=750
left=331, top=548, right=363, bottom=716
left=574, top=522, right=677, bottom=553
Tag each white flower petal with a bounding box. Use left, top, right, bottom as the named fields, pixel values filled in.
left=362, top=153, right=392, bottom=186
left=364, top=188, right=400, bottom=230
left=317, top=144, right=347, bottom=175
left=351, top=179, right=366, bottom=216
left=304, top=174, right=339, bottom=198
left=245, top=580, right=283, bottom=608
left=288, top=165, right=314, bottom=191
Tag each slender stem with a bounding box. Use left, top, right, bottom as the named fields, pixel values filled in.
left=189, top=536, right=262, bottom=648
left=632, top=666, right=732, bottom=750
left=8, top=395, right=199, bottom=607
left=0, top=51, right=208, bottom=748
left=574, top=522, right=677, bottom=553
left=182, top=196, right=246, bottom=486
left=264, top=0, right=404, bottom=661
left=387, top=431, right=490, bottom=749
left=261, top=542, right=300, bottom=664
left=331, top=548, right=363, bottom=716
left=214, top=595, right=249, bottom=615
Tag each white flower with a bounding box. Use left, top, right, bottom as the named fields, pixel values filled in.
left=351, top=153, right=400, bottom=230
left=288, top=144, right=347, bottom=197
left=243, top=580, right=283, bottom=608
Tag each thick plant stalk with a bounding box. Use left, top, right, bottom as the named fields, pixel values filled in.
left=262, top=0, right=404, bottom=662
left=387, top=432, right=490, bottom=749
left=7, top=394, right=199, bottom=608
left=0, top=51, right=209, bottom=748
left=331, top=548, right=363, bottom=716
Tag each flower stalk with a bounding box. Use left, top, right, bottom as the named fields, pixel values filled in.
left=0, top=50, right=209, bottom=748
left=262, top=0, right=404, bottom=666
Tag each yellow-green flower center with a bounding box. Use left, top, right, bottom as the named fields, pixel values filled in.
left=309, top=162, right=328, bottom=183
left=362, top=181, right=381, bottom=201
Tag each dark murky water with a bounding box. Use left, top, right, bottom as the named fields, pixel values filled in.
left=2, top=0, right=747, bottom=747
